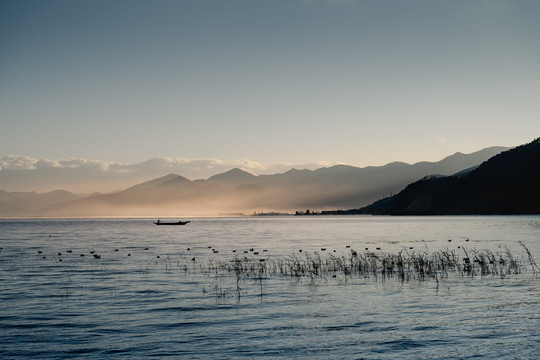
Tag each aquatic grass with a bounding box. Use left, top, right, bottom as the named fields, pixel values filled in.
left=200, top=245, right=534, bottom=297
left=519, top=241, right=540, bottom=277
left=18, top=240, right=535, bottom=304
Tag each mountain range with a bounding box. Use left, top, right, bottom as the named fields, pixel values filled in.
left=0, top=146, right=508, bottom=217
left=382, top=138, right=540, bottom=215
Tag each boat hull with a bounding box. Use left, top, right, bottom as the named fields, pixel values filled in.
left=154, top=221, right=190, bottom=226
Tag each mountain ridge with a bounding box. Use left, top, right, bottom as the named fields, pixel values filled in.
left=0, top=145, right=510, bottom=217
left=363, top=139, right=540, bottom=215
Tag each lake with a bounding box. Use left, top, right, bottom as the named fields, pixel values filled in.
left=1, top=216, right=539, bottom=359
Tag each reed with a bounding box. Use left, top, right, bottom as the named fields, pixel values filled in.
left=519, top=241, right=540, bottom=277
left=38, top=241, right=535, bottom=303
left=208, top=246, right=533, bottom=288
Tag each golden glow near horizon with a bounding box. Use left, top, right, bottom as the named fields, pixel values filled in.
left=1, top=0, right=539, bottom=186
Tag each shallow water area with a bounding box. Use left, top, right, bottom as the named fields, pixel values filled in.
left=1, top=216, right=539, bottom=359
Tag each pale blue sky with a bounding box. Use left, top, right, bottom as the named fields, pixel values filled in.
left=1, top=0, right=539, bottom=168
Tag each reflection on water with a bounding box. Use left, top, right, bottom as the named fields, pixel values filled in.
left=0, top=216, right=539, bottom=359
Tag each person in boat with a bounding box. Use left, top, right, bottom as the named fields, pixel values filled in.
left=157, top=220, right=160, bottom=224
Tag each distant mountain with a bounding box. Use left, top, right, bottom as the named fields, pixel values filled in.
left=251, top=146, right=509, bottom=210
left=207, top=168, right=258, bottom=186
left=123, top=173, right=189, bottom=192
left=380, top=138, right=540, bottom=215
left=0, top=190, right=81, bottom=217
left=0, top=145, right=510, bottom=217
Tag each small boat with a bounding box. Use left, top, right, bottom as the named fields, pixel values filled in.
left=154, top=220, right=190, bottom=226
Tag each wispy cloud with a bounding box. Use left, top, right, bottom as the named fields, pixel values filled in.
left=435, top=135, right=446, bottom=143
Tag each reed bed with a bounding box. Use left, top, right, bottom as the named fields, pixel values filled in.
left=18, top=241, right=536, bottom=303
left=201, top=243, right=536, bottom=285
left=178, top=244, right=538, bottom=302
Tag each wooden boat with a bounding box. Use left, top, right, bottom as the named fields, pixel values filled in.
left=154, top=220, right=190, bottom=226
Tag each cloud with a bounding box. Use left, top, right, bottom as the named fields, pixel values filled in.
left=0, top=155, right=335, bottom=192
left=0, top=155, right=38, bottom=170
left=0, top=155, right=334, bottom=176
left=0, top=156, right=112, bottom=171
left=435, top=135, right=446, bottom=143
left=108, top=157, right=269, bottom=178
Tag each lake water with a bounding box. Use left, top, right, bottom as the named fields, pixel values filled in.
left=1, top=216, right=539, bottom=359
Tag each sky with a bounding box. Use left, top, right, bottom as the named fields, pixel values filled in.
left=1, top=0, right=540, bottom=180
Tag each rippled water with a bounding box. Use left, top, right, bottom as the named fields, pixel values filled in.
left=1, top=216, right=539, bottom=359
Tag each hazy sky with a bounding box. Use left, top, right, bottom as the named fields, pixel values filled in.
left=1, top=0, right=539, bottom=168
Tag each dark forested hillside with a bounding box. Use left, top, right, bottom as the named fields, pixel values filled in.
left=387, top=138, right=540, bottom=215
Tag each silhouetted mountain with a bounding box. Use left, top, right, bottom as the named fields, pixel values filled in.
left=253, top=147, right=508, bottom=210
left=0, top=199, right=25, bottom=217
left=383, top=138, right=540, bottom=215
left=0, top=190, right=81, bottom=216
left=207, top=168, right=258, bottom=188
left=320, top=196, right=395, bottom=216
left=37, top=173, right=228, bottom=217
left=3, top=145, right=509, bottom=217
left=123, top=173, right=189, bottom=192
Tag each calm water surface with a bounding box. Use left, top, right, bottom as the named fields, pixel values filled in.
left=1, top=216, right=539, bottom=359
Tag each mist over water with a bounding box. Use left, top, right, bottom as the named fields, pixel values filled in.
left=1, top=216, right=539, bottom=359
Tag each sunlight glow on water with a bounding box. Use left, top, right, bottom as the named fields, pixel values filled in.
left=1, top=216, right=539, bottom=359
